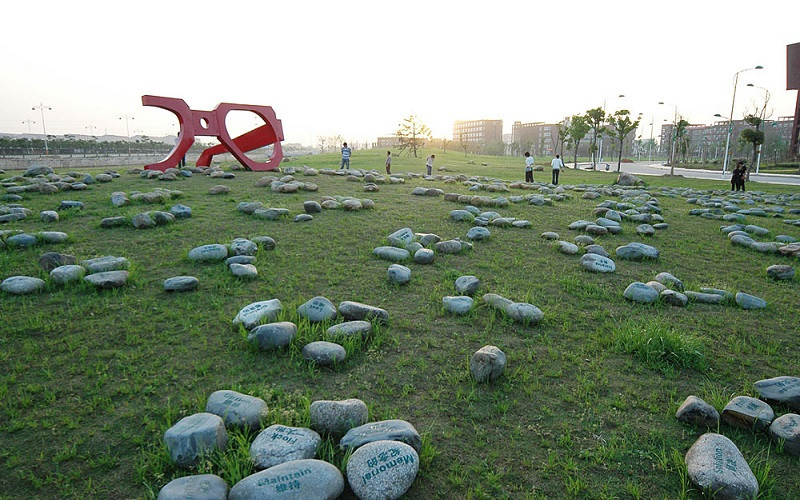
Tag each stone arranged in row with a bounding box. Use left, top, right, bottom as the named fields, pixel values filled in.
left=482, top=293, right=544, bottom=325
left=250, top=424, right=321, bottom=469
left=229, top=459, right=344, bottom=500
left=685, top=433, right=759, bottom=499
left=310, top=399, right=369, bottom=436
left=347, top=440, right=419, bottom=500
left=340, top=419, right=422, bottom=452
left=163, top=412, right=228, bottom=468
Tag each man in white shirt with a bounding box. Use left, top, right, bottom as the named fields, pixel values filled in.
left=340, top=142, right=351, bottom=169
left=524, top=152, right=534, bottom=182
left=551, top=154, right=564, bottom=185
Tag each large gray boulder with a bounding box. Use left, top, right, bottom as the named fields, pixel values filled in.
left=188, top=244, right=228, bottom=262
left=163, top=413, right=228, bottom=468
left=249, top=425, right=321, bottom=469
left=310, top=398, right=369, bottom=436
left=248, top=322, right=297, bottom=349
left=228, top=459, right=343, bottom=500
left=373, top=246, right=410, bottom=262
left=580, top=253, right=615, bottom=273
left=1, top=276, right=46, bottom=295
left=340, top=419, right=421, bottom=452
left=615, top=242, right=659, bottom=261
left=685, top=433, right=758, bottom=499
left=338, top=301, right=389, bottom=324
left=157, top=474, right=228, bottom=500
left=297, top=296, right=337, bottom=322
left=84, top=270, right=128, bottom=289
left=347, top=440, right=419, bottom=500
left=676, top=395, right=719, bottom=428
left=205, top=390, right=268, bottom=431
left=623, top=282, right=659, bottom=304
left=754, top=376, right=800, bottom=412
left=302, top=341, right=346, bottom=366
left=721, top=395, right=774, bottom=431
left=769, top=413, right=800, bottom=456
left=232, top=299, right=282, bottom=330
left=470, top=345, right=506, bottom=382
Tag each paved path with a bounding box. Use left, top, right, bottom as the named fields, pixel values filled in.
left=580, top=161, right=800, bottom=186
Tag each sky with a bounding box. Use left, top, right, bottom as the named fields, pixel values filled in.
left=1, top=0, right=799, bottom=146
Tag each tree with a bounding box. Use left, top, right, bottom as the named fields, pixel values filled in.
left=605, top=110, right=641, bottom=172
left=584, top=107, right=605, bottom=170
left=556, top=122, right=569, bottom=159
left=566, top=115, right=590, bottom=169
left=396, top=115, right=431, bottom=158
left=459, top=133, right=468, bottom=157
left=739, top=115, right=764, bottom=179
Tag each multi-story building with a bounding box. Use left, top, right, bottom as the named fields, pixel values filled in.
left=453, top=120, right=503, bottom=148
left=374, top=136, right=401, bottom=148
left=660, top=117, right=795, bottom=162
left=513, top=119, right=636, bottom=160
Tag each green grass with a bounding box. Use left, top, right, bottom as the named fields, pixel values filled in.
left=1, top=148, right=799, bottom=498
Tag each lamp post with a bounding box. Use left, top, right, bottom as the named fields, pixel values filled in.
left=658, top=101, right=679, bottom=175
left=32, top=102, right=52, bottom=155
left=118, top=115, right=134, bottom=155
left=22, top=119, right=35, bottom=135
left=85, top=125, right=97, bottom=137
left=721, top=65, right=763, bottom=177
left=598, top=94, right=625, bottom=163
left=746, top=83, right=770, bottom=174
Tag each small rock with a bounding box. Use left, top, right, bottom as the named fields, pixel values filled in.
left=414, top=248, right=435, bottom=264
left=466, top=226, right=491, bottom=241
left=164, top=276, right=199, bottom=292
left=340, top=419, right=422, bottom=452
left=721, top=395, right=774, bottom=431
left=442, top=296, right=474, bottom=315
left=188, top=244, right=228, bottom=262
left=50, top=265, right=86, bottom=284
left=346, top=440, right=419, bottom=500
left=302, top=341, right=346, bottom=366
left=310, top=399, right=368, bottom=436
left=754, top=376, right=800, bottom=412
left=132, top=212, right=156, bottom=229
left=580, top=253, right=615, bottom=273
left=297, top=296, right=338, bottom=322
left=685, top=433, right=759, bottom=499
left=470, top=345, right=506, bottom=382
left=83, top=256, right=129, bottom=273
left=585, top=244, right=609, bottom=257
left=557, top=241, right=579, bottom=255
left=623, top=282, right=659, bottom=304
left=206, top=390, right=268, bottom=431
left=1, top=276, right=45, bottom=295
left=209, top=185, right=230, bottom=195
left=455, top=275, right=480, bottom=296
left=766, top=264, right=794, bottom=280
left=84, top=270, right=128, bottom=289
left=541, top=231, right=559, bottom=240
left=373, top=246, right=410, bottom=262
left=655, top=272, right=684, bottom=291
left=100, top=216, right=127, bottom=228
left=157, top=474, right=228, bottom=500
left=39, top=252, right=76, bottom=272
left=327, top=321, right=372, bottom=339
left=387, top=264, right=411, bottom=285
left=769, top=413, right=800, bottom=456
left=661, top=289, right=688, bottom=307
left=338, top=301, right=389, bottom=324
left=735, top=292, right=766, bottom=310
left=232, top=299, right=282, bottom=330
left=169, top=204, right=192, bottom=219
left=252, top=236, right=276, bottom=250
left=229, top=238, right=258, bottom=257
left=40, top=210, right=59, bottom=222
left=228, top=460, right=343, bottom=500
left=248, top=322, right=297, bottom=350
left=676, top=395, right=720, bottom=428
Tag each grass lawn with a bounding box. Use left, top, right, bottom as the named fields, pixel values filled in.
left=1, top=149, right=799, bottom=498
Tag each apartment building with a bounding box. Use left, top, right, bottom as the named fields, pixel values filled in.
left=660, top=117, right=795, bottom=160
left=453, top=120, right=503, bottom=147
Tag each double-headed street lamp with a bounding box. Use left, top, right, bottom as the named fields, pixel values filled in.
left=22, top=119, right=35, bottom=135
left=32, top=102, right=52, bottom=155
left=721, top=65, right=763, bottom=177
left=746, top=83, right=771, bottom=174
left=658, top=101, right=679, bottom=175
left=119, top=115, right=135, bottom=155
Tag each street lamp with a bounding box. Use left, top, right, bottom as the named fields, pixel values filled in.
left=22, top=119, right=35, bottom=135
left=598, top=94, right=625, bottom=163
left=85, top=125, right=97, bottom=137
left=119, top=115, right=134, bottom=155
left=658, top=101, right=679, bottom=175
left=721, top=65, right=763, bottom=177
left=32, top=102, right=52, bottom=155
left=746, top=83, right=771, bottom=174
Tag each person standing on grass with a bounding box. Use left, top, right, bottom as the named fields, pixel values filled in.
left=738, top=163, right=747, bottom=192
left=340, top=142, right=351, bottom=170
left=425, top=154, right=435, bottom=176
left=731, top=161, right=742, bottom=191
left=551, top=154, right=564, bottom=185
left=385, top=151, right=392, bottom=175
left=524, top=152, right=534, bottom=182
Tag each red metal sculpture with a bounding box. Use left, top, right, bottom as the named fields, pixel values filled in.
left=141, top=95, right=284, bottom=171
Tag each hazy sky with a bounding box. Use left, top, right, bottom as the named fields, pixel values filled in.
left=2, top=0, right=799, bottom=146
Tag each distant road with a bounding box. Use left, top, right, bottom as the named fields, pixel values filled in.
left=577, top=161, right=800, bottom=186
